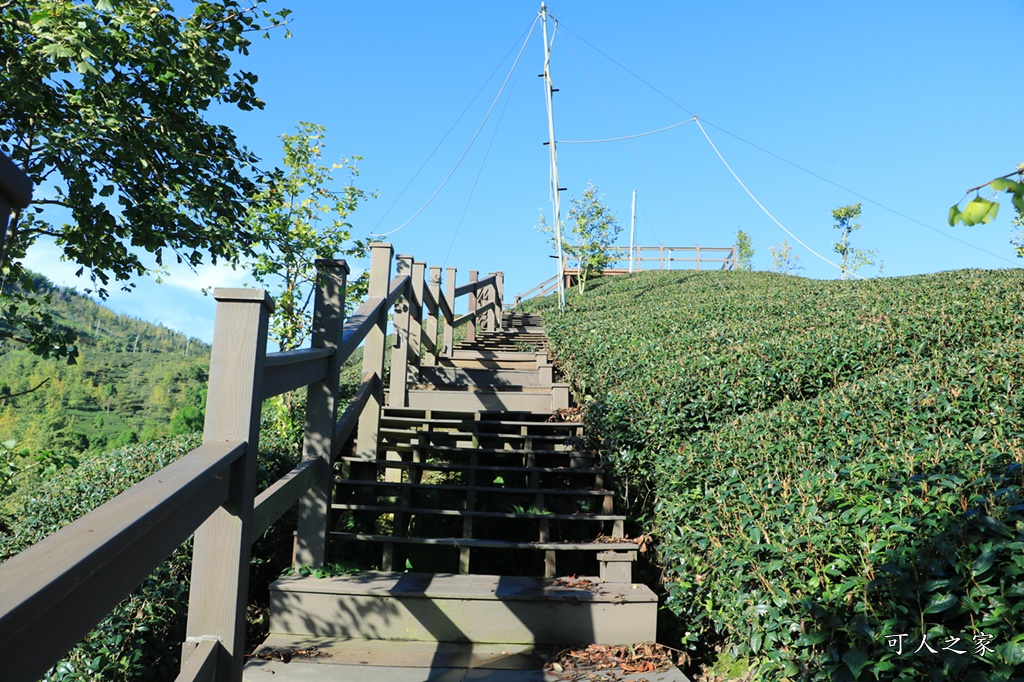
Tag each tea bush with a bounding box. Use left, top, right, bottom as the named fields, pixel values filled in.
left=524, top=269, right=1024, bottom=679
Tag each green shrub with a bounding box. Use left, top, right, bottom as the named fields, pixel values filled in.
left=528, top=269, right=1024, bottom=679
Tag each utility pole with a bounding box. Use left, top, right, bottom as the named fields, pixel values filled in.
left=540, top=2, right=565, bottom=311
left=629, top=189, right=636, bottom=273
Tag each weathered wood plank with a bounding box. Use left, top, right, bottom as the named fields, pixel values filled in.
left=337, top=295, right=385, bottom=362
left=175, top=637, right=220, bottom=682
left=296, top=259, right=348, bottom=566
left=333, top=373, right=374, bottom=459
left=251, top=457, right=320, bottom=542
left=261, top=348, right=331, bottom=399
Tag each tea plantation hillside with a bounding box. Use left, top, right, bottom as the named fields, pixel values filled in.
left=0, top=272, right=212, bottom=459
left=520, top=269, right=1024, bottom=681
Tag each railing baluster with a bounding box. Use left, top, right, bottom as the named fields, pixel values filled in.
left=184, top=288, right=272, bottom=681
left=467, top=270, right=478, bottom=342
left=444, top=267, right=456, bottom=355
left=409, top=260, right=425, bottom=373
left=355, top=243, right=393, bottom=461
left=425, top=266, right=442, bottom=365
left=389, top=255, right=413, bottom=409
left=295, top=259, right=348, bottom=567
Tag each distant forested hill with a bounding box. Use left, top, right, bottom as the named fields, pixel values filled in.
left=0, top=272, right=212, bottom=455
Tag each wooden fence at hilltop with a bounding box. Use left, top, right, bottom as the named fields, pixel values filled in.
left=516, top=244, right=737, bottom=303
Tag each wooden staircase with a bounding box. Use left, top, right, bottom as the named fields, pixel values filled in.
left=248, top=311, right=684, bottom=680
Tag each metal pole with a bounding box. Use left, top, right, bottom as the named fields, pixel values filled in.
left=629, top=189, right=636, bottom=273
left=540, top=3, right=565, bottom=311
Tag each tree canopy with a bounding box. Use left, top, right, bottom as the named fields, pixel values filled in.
left=0, top=0, right=290, bottom=360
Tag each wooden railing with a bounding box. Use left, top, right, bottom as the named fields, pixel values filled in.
left=0, top=243, right=503, bottom=682
left=514, top=244, right=737, bottom=304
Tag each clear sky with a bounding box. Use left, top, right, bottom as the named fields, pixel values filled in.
left=27, top=0, right=1024, bottom=344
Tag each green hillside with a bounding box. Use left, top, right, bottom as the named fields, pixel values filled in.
left=521, top=269, right=1024, bottom=681
left=0, top=273, right=212, bottom=459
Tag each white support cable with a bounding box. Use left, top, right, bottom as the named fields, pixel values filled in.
left=556, top=32, right=702, bottom=252
left=695, top=118, right=865, bottom=280
left=558, top=118, right=695, bottom=144
left=374, top=17, right=539, bottom=238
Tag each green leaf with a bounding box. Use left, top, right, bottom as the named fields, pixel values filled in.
left=842, top=649, right=869, bottom=678
left=972, top=549, right=997, bottom=576
left=960, top=196, right=1000, bottom=226
left=796, top=631, right=830, bottom=646
left=948, top=203, right=963, bottom=227
left=922, top=593, right=957, bottom=614
left=989, top=178, right=1022, bottom=194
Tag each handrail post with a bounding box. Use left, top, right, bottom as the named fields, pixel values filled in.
left=355, top=243, right=393, bottom=461
left=495, top=271, right=504, bottom=329
left=696, top=244, right=702, bottom=271
left=388, top=255, right=413, bottom=408
left=184, top=288, right=273, bottom=681
left=487, top=271, right=500, bottom=331
left=409, top=260, right=426, bottom=373
left=467, top=270, right=478, bottom=343
left=425, top=265, right=442, bottom=366
left=295, top=259, right=348, bottom=568
left=443, top=267, right=456, bottom=356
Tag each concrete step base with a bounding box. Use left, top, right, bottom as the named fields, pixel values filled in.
left=268, top=572, right=657, bottom=645
left=243, top=636, right=691, bottom=681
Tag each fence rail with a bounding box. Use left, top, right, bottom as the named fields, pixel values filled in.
left=514, top=244, right=737, bottom=304
left=0, top=233, right=504, bottom=681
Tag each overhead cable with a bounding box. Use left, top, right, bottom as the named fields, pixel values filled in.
left=695, top=118, right=865, bottom=280
left=374, top=16, right=539, bottom=238
left=558, top=118, right=696, bottom=144
left=559, top=21, right=1015, bottom=267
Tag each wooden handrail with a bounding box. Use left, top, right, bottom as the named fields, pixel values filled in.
left=385, top=273, right=411, bottom=310
left=421, top=281, right=438, bottom=315
left=453, top=273, right=496, bottom=298
left=336, top=296, right=386, bottom=362
left=438, top=291, right=454, bottom=324
left=0, top=440, right=245, bottom=682
left=261, top=347, right=333, bottom=399
left=251, top=458, right=320, bottom=542
left=452, top=311, right=475, bottom=328
left=333, top=373, right=375, bottom=458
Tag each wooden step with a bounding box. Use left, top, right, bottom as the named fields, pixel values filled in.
left=329, top=534, right=639, bottom=553
left=376, top=442, right=596, bottom=467
left=379, top=414, right=582, bottom=435
left=380, top=426, right=578, bottom=445
left=334, top=479, right=615, bottom=501
left=267, top=572, right=657, bottom=645
left=337, top=457, right=602, bottom=479
left=333, top=503, right=625, bottom=529
left=417, top=366, right=547, bottom=388
left=402, top=387, right=566, bottom=414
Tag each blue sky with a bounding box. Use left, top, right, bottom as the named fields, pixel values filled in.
left=27, top=0, right=1024, bottom=343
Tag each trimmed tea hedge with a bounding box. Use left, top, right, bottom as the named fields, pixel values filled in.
left=523, top=269, right=1024, bottom=680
